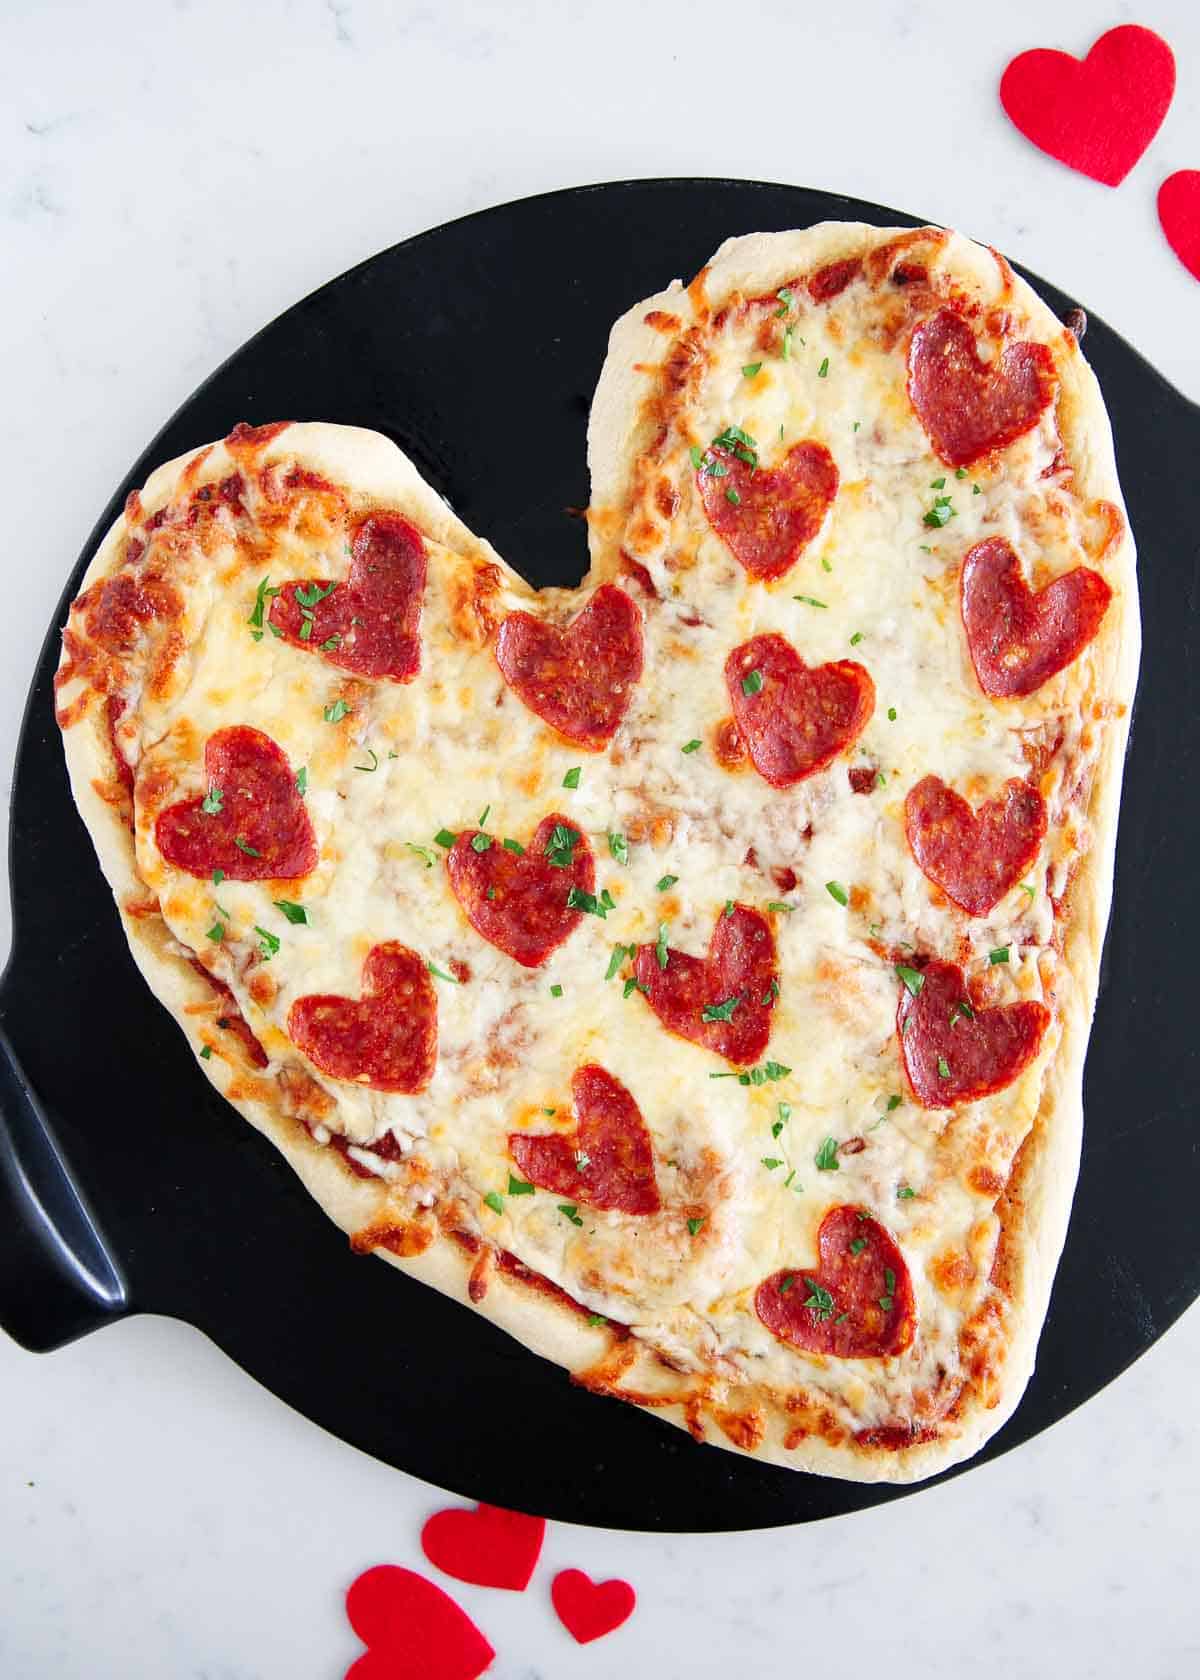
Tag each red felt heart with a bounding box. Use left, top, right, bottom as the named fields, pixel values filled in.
left=633, top=903, right=778, bottom=1066
left=696, top=440, right=839, bottom=581
left=420, top=1502, right=544, bottom=1592
left=288, top=941, right=437, bottom=1093
left=270, top=510, right=427, bottom=681
left=510, top=1063, right=660, bottom=1214
left=495, top=582, right=644, bottom=748
left=907, top=311, right=1056, bottom=468
left=446, top=814, right=594, bottom=968
left=897, top=959, right=1049, bottom=1108
left=551, top=1569, right=636, bottom=1645
left=755, top=1206, right=915, bottom=1358
left=904, top=774, right=1047, bottom=916
left=960, top=537, right=1112, bottom=698
left=725, top=632, right=874, bottom=788
left=345, top=1565, right=494, bottom=1680
left=1000, top=25, right=1176, bottom=187
left=155, top=724, right=317, bottom=881
left=1158, top=170, right=1200, bottom=282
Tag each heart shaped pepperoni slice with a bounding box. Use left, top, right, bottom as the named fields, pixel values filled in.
left=697, top=441, right=838, bottom=581
left=495, top=582, right=643, bottom=748
left=510, top=1063, right=660, bottom=1215
left=421, top=1502, right=544, bottom=1592
left=345, top=1565, right=494, bottom=1680
left=446, top=814, right=594, bottom=968
left=726, top=633, right=874, bottom=788
left=905, top=774, right=1047, bottom=916
left=288, top=942, right=437, bottom=1093
left=961, top=537, right=1112, bottom=698
left=755, top=1207, right=915, bottom=1358
left=633, top=904, right=778, bottom=1066
left=908, top=309, right=1056, bottom=467
left=551, top=1568, right=637, bottom=1645
left=269, top=510, right=426, bottom=681
left=156, top=725, right=317, bottom=881
left=897, top=959, right=1049, bottom=1108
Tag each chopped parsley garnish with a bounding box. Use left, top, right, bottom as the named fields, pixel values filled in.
left=887, top=706, right=897, bottom=721
left=586, top=1313, right=608, bottom=1328
left=702, top=995, right=742, bottom=1023
left=205, top=922, right=224, bottom=943
left=741, top=668, right=764, bottom=696
left=887, top=1094, right=902, bottom=1111
left=686, top=1217, right=705, bottom=1237
left=273, top=900, right=308, bottom=925
left=738, top=1061, right=791, bottom=1087
left=923, top=495, right=956, bottom=528
left=689, top=444, right=704, bottom=470
left=484, top=1191, right=504, bottom=1215
left=973, top=482, right=982, bottom=495
left=766, top=900, right=793, bottom=913
left=323, top=699, right=350, bottom=724
left=779, top=1274, right=796, bottom=1294
left=742, top=362, right=762, bottom=378
left=405, top=842, right=436, bottom=868
left=559, top=1203, right=584, bottom=1226
left=853, top=420, right=861, bottom=432
left=544, top=823, right=580, bottom=868
left=849, top=631, right=864, bottom=646
left=781, top=327, right=793, bottom=360
left=895, top=964, right=925, bottom=997
left=897, top=1186, right=916, bottom=1200
left=320, top=635, right=341, bottom=652
left=804, top=1278, right=835, bottom=1320
left=762, top=1157, right=783, bottom=1171
left=470, top=833, right=492, bottom=853
left=605, top=943, right=632, bottom=982
left=355, top=748, right=379, bottom=774
left=199, top=1045, right=212, bottom=1059
left=486, top=887, right=496, bottom=900
left=212, top=868, right=225, bottom=886
left=817, top=357, right=829, bottom=378
left=478, top=804, right=490, bottom=827
left=955, top=467, right=968, bottom=479
left=254, top=926, right=280, bottom=960
left=761, top=976, right=780, bottom=1006
left=248, top=576, right=279, bottom=631
left=201, top=786, right=224, bottom=816
left=948, top=999, right=975, bottom=1027
left=681, top=738, right=702, bottom=754
left=294, top=581, right=336, bottom=609
left=725, top=485, right=742, bottom=506
left=507, top=1175, right=534, bottom=1196
left=623, top=976, right=649, bottom=999
left=814, top=1136, right=840, bottom=1172
left=434, top=828, right=457, bottom=848
left=550, top=983, right=564, bottom=998
left=794, top=595, right=827, bottom=609
left=655, top=922, right=670, bottom=970
left=574, top=1149, right=590, bottom=1172
left=849, top=1237, right=868, bottom=1256
left=777, top=1100, right=791, bottom=1125
left=930, top=476, right=946, bottom=489
left=562, top=766, right=581, bottom=789
left=426, top=961, right=460, bottom=984
left=295, top=767, right=308, bottom=794
left=937, top=1055, right=951, bottom=1078
left=608, top=831, right=629, bottom=866
left=775, top=287, right=794, bottom=315
left=825, top=880, right=848, bottom=906
left=233, top=836, right=260, bottom=856
left=655, top=874, right=678, bottom=892
left=502, top=837, right=525, bottom=855
left=821, top=556, right=833, bottom=571
left=1020, top=881, right=1036, bottom=902
left=989, top=946, right=1011, bottom=964
left=879, top=1268, right=897, bottom=1312
left=566, top=887, right=606, bottom=918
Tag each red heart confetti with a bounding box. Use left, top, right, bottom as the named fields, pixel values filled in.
left=510, top=1063, right=661, bottom=1214
left=696, top=439, right=839, bottom=581
left=420, top=1502, right=545, bottom=1592
left=904, top=774, right=1047, bottom=916
left=551, top=1568, right=636, bottom=1645
left=446, top=813, right=595, bottom=968
left=288, top=941, right=438, bottom=1094
left=999, top=24, right=1176, bottom=187
left=755, top=1206, right=915, bottom=1358
left=344, top=1565, right=494, bottom=1680
left=1158, top=170, right=1200, bottom=282
left=270, top=511, right=427, bottom=681
left=897, top=959, right=1049, bottom=1108
left=725, top=632, right=874, bottom=788
left=155, top=724, right=317, bottom=881
left=495, top=582, right=644, bottom=748
left=960, top=537, right=1112, bottom=698
left=633, top=903, right=778, bottom=1066
left=907, top=310, right=1056, bottom=468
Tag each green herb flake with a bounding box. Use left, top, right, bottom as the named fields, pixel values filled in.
left=559, top=1203, right=584, bottom=1226
left=762, top=1157, right=783, bottom=1171
left=930, top=476, right=947, bottom=490
left=587, top=1313, right=608, bottom=1327
left=507, top=1175, right=535, bottom=1196
left=825, top=880, right=849, bottom=906
left=562, top=766, right=582, bottom=790
left=405, top=842, right=436, bottom=869
left=778, top=1274, right=796, bottom=1294
left=815, top=1136, right=840, bottom=1172
left=484, top=1191, right=505, bottom=1216
left=725, top=486, right=742, bottom=506
left=973, top=482, right=982, bottom=495
left=273, top=900, right=309, bottom=926
left=742, top=362, right=762, bottom=378
left=702, top=995, right=743, bottom=1023
left=1020, top=881, right=1036, bottom=902
left=794, top=594, right=827, bottom=609
left=849, top=1237, right=868, bottom=1256
left=766, top=900, right=793, bottom=913
left=355, top=748, right=379, bottom=774
left=605, top=944, right=631, bottom=982
left=887, top=1094, right=902, bottom=1112
left=320, top=635, right=341, bottom=652
left=741, top=668, right=764, bottom=697
left=426, top=961, right=460, bottom=984
left=254, top=926, right=281, bottom=960
left=656, top=874, right=679, bottom=892
left=233, top=836, right=261, bottom=857
left=470, top=832, right=493, bottom=853
left=937, top=1055, right=951, bottom=1078
left=502, top=837, right=525, bottom=856
left=247, top=576, right=279, bottom=631
left=897, top=1186, right=916, bottom=1200
left=817, top=357, right=829, bottom=378
left=887, top=706, right=897, bottom=721
left=989, top=946, right=1011, bottom=965
left=566, top=887, right=606, bottom=919
left=775, top=287, right=794, bottom=315
left=199, top=1045, right=212, bottom=1060
left=804, top=1278, right=836, bottom=1320
left=205, top=922, right=224, bottom=943
left=608, top=831, right=629, bottom=866
left=849, top=631, right=864, bottom=646
left=689, top=444, right=705, bottom=471
left=955, top=467, right=968, bottom=479
left=211, top=868, right=225, bottom=886
left=323, top=699, right=350, bottom=724
left=295, top=767, right=308, bottom=795
left=681, top=738, right=702, bottom=754
left=623, top=976, right=648, bottom=999
left=434, top=828, right=458, bottom=849
left=201, top=786, right=224, bottom=816
left=686, top=1217, right=705, bottom=1237
left=923, top=495, right=956, bottom=529
left=895, top=964, right=925, bottom=997
left=550, top=983, right=564, bottom=998
left=656, top=922, right=670, bottom=970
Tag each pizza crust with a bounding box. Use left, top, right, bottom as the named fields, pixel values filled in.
left=56, top=221, right=1139, bottom=1484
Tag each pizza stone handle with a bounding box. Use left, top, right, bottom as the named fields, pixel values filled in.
left=0, top=1027, right=129, bottom=1351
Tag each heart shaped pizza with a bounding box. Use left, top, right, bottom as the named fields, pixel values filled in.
left=55, top=224, right=1138, bottom=1483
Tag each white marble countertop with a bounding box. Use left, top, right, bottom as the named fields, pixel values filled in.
left=2, top=2, right=1197, bottom=1674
